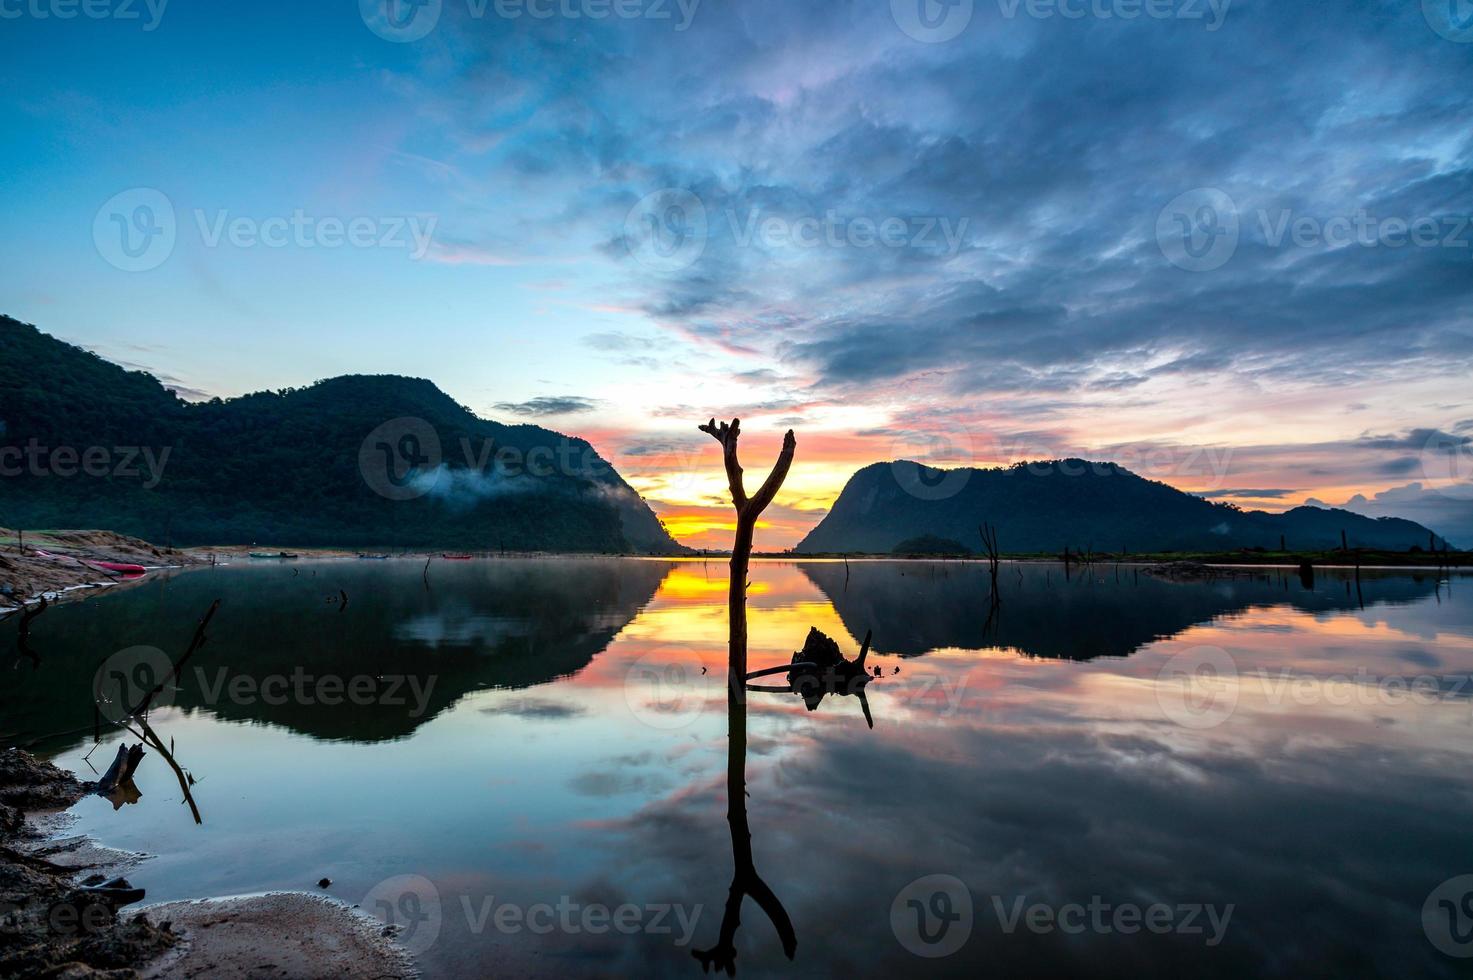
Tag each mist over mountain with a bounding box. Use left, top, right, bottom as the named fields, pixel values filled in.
left=795, top=459, right=1453, bottom=555
left=0, top=316, right=685, bottom=553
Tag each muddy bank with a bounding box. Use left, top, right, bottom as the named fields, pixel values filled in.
left=0, top=530, right=208, bottom=613
left=0, top=749, right=414, bottom=979
left=0, top=748, right=176, bottom=979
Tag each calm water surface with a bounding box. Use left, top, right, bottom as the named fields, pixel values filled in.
left=5, top=558, right=1473, bottom=977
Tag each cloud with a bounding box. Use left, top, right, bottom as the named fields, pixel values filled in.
left=1197, top=489, right=1297, bottom=500
left=492, top=396, right=600, bottom=417
left=1312, top=482, right=1473, bottom=548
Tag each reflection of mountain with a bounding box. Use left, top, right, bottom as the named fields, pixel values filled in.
left=5, top=559, right=671, bottom=752
left=801, top=562, right=1446, bottom=660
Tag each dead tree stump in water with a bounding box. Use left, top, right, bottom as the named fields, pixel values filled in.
left=698, top=418, right=796, bottom=689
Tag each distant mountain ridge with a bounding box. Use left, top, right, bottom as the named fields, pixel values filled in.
left=796, top=459, right=1452, bottom=554
left=0, top=316, right=686, bottom=553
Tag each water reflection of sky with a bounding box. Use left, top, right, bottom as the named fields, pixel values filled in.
left=21, top=560, right=1473, bottom=978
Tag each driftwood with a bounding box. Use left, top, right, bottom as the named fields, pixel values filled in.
left=746, top=628, right=876, bottom=729
left=94, top=743, right=144, bottom=796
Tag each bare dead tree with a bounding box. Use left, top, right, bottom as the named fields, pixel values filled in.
left=979, top=523, right=1002, bottom=608
left=698, top=418, right=796, bottom=689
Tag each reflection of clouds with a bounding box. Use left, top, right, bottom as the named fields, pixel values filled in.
left=396, top=603, right=634, bottom=650
left=395, top=612, right=532, bottom=648
left=480, top=696, right=588, bottom=720
left=557, top=576, right=1473, bottom=977
left=583, top=683, right=1472, bottom=976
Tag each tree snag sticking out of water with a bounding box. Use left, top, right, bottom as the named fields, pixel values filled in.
left=698, top=418, right=796, bottom=689
left=693, top=418, right=798, bottom=973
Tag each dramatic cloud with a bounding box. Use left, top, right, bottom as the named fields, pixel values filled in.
left=492, top=396, right=600, bottom=417
left=10, top=0, right=1469, bottom=549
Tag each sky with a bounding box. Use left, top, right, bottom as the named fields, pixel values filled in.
left=2, top=0, right=1471, bottom=549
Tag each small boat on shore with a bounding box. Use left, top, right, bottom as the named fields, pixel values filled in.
left=34, top=550, right=147, bottom=576
left=249, top=551, right=300, bottom=559
left=441, top=553, right=473, bottom=561
left=91, top=560, right=148, bottom=575
left=357, top=554, right=389, bottom=560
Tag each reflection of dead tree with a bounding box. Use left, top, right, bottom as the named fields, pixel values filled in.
left=693, top=671, right=797, bottom=975
left=122, top=716, right=203, bottom=823
left=14, top=595, right=48, bottom=667
left=124, top=599, right=220, bottom=718
left=698, top=418, right=796, bottom=690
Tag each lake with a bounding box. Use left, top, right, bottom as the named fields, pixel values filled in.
left=6, top=557, right=1473, bottom=977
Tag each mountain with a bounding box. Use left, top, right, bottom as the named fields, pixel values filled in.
left=795, top=459, right=1452, bottom=554
left=0, top=316, right=685, bottom=553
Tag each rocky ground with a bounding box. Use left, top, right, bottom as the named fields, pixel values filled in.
left=0, top=749, right=176, bottom=979
left=0, top=530, right=208, bottom=613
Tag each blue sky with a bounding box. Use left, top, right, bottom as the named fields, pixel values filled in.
left=2, top=0, right=1472, bottom=547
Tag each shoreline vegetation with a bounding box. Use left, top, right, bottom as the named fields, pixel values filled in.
left=2, top=526, right=1466, bottom=616
left=778, top=548, right=1469, bottom=567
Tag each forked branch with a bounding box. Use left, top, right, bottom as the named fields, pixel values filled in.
left=699, top=418, right=796, bottom=522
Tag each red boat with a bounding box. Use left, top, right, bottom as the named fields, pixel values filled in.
left=441, top=553, right=473, bottom=560
left=92, top=560, right=148, bottom=575
left=35, top=550, right=147, bottom=576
